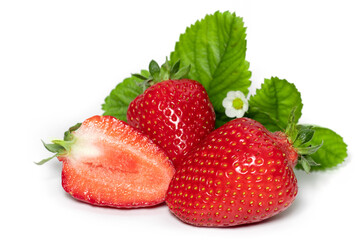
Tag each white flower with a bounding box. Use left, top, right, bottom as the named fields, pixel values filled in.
left=222, top=91, right=249, bottom=118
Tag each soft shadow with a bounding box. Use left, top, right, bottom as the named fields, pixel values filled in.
left=294, top=151, right=351, bottom=190
left=63, top=192, right=168, bottom=212
left=263, top=199, right=302, bottom=223
left=164, top=199, right=302, bottom=229
left=49, top=160, right=62, bottom=176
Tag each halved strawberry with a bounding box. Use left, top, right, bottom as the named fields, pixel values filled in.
left=39, top=115, right=175, bottom=208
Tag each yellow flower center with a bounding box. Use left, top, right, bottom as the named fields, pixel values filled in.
left=232, top=98, right=244, bottom=110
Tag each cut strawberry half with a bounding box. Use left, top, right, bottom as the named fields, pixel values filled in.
left=39, top=115, right=175, bottom=208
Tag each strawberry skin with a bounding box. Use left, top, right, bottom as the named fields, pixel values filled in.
left=165, top=118, right=298, bottom=227
left=45, top=115, right=175, bottom=208
left=127, top=79, right=215, bottom=169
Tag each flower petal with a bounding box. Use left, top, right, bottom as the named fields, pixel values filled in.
left=242, top=100, right=249, bottom=112
left=235, top=109, right=246, bottom=118
left=235, top=91, right=246, bottom=99
left=222, top=98, right=234, bottom=108
left=223, top=90, right=249, bottom=118
left=225, top=108, right=237, bottom=118
left=226, top=91, right=237, bottom=99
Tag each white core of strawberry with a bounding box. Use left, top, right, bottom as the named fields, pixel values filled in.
left=69, top=134, right=101, bottom=162
left=66, top=122, right=173, bottom=178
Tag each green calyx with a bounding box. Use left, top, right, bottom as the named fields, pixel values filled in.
left=36, top=123, right=81, bottom=165
left=285, top=108, right=322, bottom=173
left=132, top=58, right=191, bottom=92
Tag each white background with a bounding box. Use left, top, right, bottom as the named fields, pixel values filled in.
left=1, top=0, right=359, bottom=239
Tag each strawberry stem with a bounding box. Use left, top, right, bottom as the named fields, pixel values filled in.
left=285, top=107, right=298, bottom=142
left=132, top=58, right=191, bottom=89
left=298, top=155, right=321, bottom=173
left=36, top=123, right=81, bottom=165
left=35, top=153, right=58, bottom=165
left=284, top=108, right=322, bottom=172
left=296, top=141, right=323, bottom=155
left=149, top=60, right=161, bottom=83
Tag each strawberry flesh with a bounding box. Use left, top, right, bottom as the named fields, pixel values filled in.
left=59, top=115, right=175, bottom=208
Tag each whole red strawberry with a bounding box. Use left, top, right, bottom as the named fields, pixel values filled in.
left=39, top=115, right=175, bottom=208
left=165, top=117, right=320, bottom=227
left=127, top=60, right=215, bottom=168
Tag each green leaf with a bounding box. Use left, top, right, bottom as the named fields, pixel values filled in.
left=102, top=70, right=150, bottom=121
left=299, top=126, right=347, bottom=171
left=170, top=11, right=251, bottom=127
left=247, top=77, right=303, bottom=132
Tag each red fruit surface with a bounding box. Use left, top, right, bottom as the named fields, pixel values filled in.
left=59, top=115, right=175, bottom=208
left=165, top=118, right=298, bottom=227
left=127, top=79, right=215, bottom=168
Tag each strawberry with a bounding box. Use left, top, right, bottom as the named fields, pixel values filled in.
left=127, top=60, right=215, bottom=168
left=165, top=117, right=321, bottom=227
left=39, top=115, right=175, bottom=208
